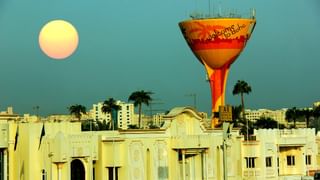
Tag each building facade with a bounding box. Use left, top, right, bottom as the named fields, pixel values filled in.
left=242, top=129, right=317, bottom=179
left=0, top=107, right=318, bottom=180
left=245, top=109, right=287, bottom=125
left=90, top=101, right=135, bottom=130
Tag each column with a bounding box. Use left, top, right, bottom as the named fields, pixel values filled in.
left=85, top=157, right=93, bottom=180
left=56, top=163, right=64, bottom=180
left=204, top=149, right=208, bottom=180
left=4, top=149, right=7, bottom=180
left=182, top=150, right=186, bottom=180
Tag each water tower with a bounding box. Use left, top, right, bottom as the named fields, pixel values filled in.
left=179, top=11, right=256, bottom=127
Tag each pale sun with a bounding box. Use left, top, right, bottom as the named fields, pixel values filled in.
left=38, top=20, right=79, bottom=60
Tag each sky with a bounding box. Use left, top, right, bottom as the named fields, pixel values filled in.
left=0, top=0, right=319, bottom=116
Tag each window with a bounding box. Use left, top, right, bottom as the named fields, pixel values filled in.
left=266, top=157, right=272, bottom=167
left=107, top=167, right=119, bottom=180
left=306, top=155, right=311, bottom=165
left=158, top=166, right=168, bottom=179
left=287, top=155, right=295, bottom=166
left=42, top=169, right=47, bottom=180
left=245, top=157, right=256, bottom=168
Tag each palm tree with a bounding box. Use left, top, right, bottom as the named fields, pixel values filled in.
left=232, top=80, right=252, bottom=135
left=231, top=105, right=242, bottom=127
left=301, top=108, right=313, bottom=128
left=101, top=98, right=121, bottom=130
left=254, top=117, right=279, bottom=129
left=285, top=107, right=300, bottom=128
left=312, top=105, right=320, bottom=131
left=128, top=90, right=153, bottom=128
left=68, top=104, right=86, bottom=122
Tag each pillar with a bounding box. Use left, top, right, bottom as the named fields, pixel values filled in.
left=182, top=150, right=186, bottom=180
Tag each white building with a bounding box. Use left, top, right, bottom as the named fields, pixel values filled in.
left=90, top=101, right=135, bottom=130
left=245, top=109, right=287, bottom=125
left=314, top=101, right=320, bottom=108
left=0, top=107, right=19, bottom=121
left=242, top=128, right=318, bottom=179
left=0, top=106, right=318, bottom=180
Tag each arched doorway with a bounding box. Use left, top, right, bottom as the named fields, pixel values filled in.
left=71, top=159, right=85, bottom=180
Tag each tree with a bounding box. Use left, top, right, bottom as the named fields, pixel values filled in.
left=128, top=90, right=153, bottom=128
left=81, top=119, right=99, bottom=131
left=313, top=105, right=320, bottom=120
left=127, top=124, right=139, bottom=129
left=301, top=108, right=313, bottom=128
left=285, top=107, right=300, bottom=128
left=232, top=80, right=252, bottom=135
left=311, top=105, right=320, bottom=131
left=68, top=104, right=86, bottom=121
left=101, top=98, right=121, bottom=130
left=231, top=105, right=243, bottom=127
left=254, top=117, right=282, bottom=129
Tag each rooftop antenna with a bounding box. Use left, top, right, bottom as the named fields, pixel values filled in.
left=208, top=0, right=211, bottom=17
left=147, top=99, right=164, bottom=117
left=218, top=1, right=222, bottom=17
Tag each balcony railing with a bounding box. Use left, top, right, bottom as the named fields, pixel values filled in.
left=171, top=135, right=211, bottom=149
left=243, top=169, right=261, bottom=177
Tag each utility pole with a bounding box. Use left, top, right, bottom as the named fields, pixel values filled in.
left=148, top=99, right=164, bottom=117
left=33, top=105, right=40, bottom=121
left=222, top=122, right=233, bottom=180
left=220, top=105, right=233, bottom=180
left=185, top=93, right=197, bottom=109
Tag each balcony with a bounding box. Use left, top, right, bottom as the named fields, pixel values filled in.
left=278, top=136, right=306, bottom=146
left=242, top=135, right=260, bottom=145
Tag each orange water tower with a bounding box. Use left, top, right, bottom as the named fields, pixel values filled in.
left=179, top=16, right=256, bottom=127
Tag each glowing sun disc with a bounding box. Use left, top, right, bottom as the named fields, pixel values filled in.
left=39, top=20, right=79, bottom=60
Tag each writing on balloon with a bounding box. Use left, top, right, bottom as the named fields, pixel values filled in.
left=209, top=24, right=246, bottom=40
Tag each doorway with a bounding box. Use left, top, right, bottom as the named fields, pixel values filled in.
left=71, top=159, right=85, bottom=180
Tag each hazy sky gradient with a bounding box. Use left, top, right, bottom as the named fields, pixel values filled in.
left=0, top=0, right=319, bottom=116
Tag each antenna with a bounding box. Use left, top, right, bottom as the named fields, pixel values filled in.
left=218, top=1, right=222, bottom=17
left=208, top=0, right=211, bottom=17
left=252, top=8, right=256, bottom=19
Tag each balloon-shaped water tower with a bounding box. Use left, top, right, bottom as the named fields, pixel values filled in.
left=179, top=12, right=256, bottom=128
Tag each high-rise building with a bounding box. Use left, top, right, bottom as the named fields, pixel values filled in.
left=90, top=101, right=135, bottom=129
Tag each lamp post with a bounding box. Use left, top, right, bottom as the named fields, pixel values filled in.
left=222, top=122, right=232, bottom=180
